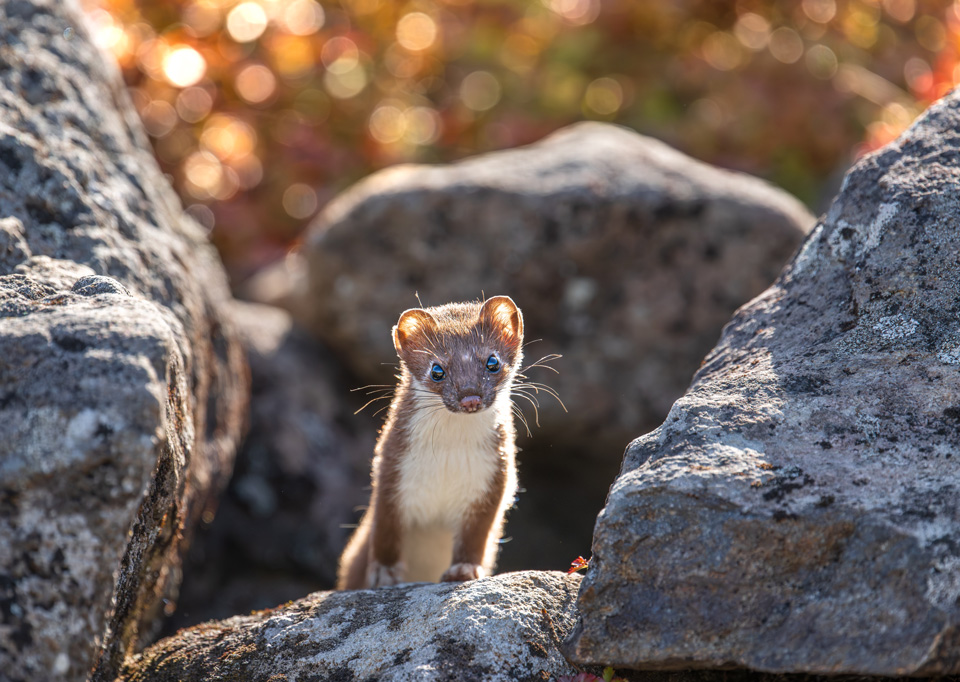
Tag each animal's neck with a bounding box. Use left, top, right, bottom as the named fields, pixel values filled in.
left=402, top=380, right=509, bottom=449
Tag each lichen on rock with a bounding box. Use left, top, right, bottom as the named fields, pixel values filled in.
left=566, top=90, right=960, bottom=676
left=0, top=1, right=248, bottom=680
left=120, top=571, right=582, bottom=682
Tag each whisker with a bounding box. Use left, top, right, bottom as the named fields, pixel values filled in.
left=516, top=383, right=563, bottom=403
left=512, top=402, right=532, bottom=431
left=351, top=383, right=394, bottom=392
left=511, top=404, right=532, bottom=437
left=515, top=381, right=559, bottom=395
left=355, top=394, right=393, bottom=415
left=512, top=388, right=541, bottom=409
left=365, top=393, right=394, bottom=401
left=519, top=353, right=562, bottom=375
left=511, top=392, right=541, bottom=428
left=513, top=381, right=567, bottom=412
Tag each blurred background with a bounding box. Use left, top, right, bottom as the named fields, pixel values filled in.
left=90, top=0, right=960, bottom=286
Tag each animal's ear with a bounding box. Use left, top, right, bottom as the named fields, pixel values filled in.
left=480, top=295, right=523, bottom=346
left=393, top=308, right=437, bottom=355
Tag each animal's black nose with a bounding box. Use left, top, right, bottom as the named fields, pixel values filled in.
left=459, top=395, right=482, bottom=412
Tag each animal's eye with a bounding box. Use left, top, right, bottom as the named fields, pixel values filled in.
left=485, top=354, right=501, bottom=373
left=430, top=363, right=446, bottom=382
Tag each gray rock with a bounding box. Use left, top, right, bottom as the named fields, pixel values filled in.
left=565, top=92, right=960, bottom=675
left=295, top=121, right=814, bottom=458
left=121, top=571, right=582, bottom=682
left=0, top=1, right=247, bottom=680
left=72, top=275, right=130, bottom=297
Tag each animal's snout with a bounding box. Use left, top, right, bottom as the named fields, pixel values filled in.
left=459, top=395, right=482, bottom=413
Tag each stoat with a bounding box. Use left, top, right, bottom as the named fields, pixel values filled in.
left=337, top=296, right=524, bottom=589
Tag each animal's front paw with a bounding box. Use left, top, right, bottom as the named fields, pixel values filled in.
left=441, top=562, right=484, bottom=582
left=367, top=560, right=405, bottom=588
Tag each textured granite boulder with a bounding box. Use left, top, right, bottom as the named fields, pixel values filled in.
left=0, top=2, right=247, bottom=680
left=565, top=92, right=960, bottom=675
left=295, top=121, right=814, bottom=456
left=123, top=571, right=581, bottom=682
left=167, top=302, right=375, bottom=629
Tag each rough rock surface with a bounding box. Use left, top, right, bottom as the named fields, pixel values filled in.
left=295, top=121, right=814, bottom=457
left=565, top=93, right=960, bottom=675
left=123, top=571, right=581, bottom=682
left=165, top=302, right=375, bottom=629
left=0, top=2, right=247, bottom=680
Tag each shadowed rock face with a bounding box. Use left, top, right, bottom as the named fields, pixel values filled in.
left=121, top=571, right=582, bottom=682
left=565, top=92, right=960, bottom=675
left=163, top=302, right=376, bottom=631
left=0, top=1, right=247, bottom=680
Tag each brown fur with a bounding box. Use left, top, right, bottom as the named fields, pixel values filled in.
left=337, top=296, right=523, bottom=589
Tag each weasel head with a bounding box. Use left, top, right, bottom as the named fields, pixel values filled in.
left=393, top=295, right=524, bottom=414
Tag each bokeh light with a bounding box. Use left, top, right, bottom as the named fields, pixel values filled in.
left=93, top=0, right=960, bottom=281
left=583, top=78, right=624, bottom=116
left=226, top=3, right=269, bottom=43
left=162, top=46, right=207, bottom=88
left=884, top=0, right=917, bottom=23
left=140, top=99, right=177, bottom=137
left=769, top=27, right=804, bottom=64
left=396, top=12, right=438, bottom=52
left=281, top=0, right=325, bottom=36
left=182, top=3, right=221, bottom=37
left=803, top=0, right=838, bottom=24
left=702, top=31, right=744, bottom=71
left=271, top=35, right=316, bottom=78
left=369, top=103, right=406, bottom=144
left=734, top=13, right=771, bottom=50
left=200, top=114, right=257, bottom=161
left=89, top=8, right=127, bottom=52
left=184, top=150, right=225, bottom=199
left=320, top=36, right=359, bottom=72
left=460, top=71, right=501, bottom=111
left=545, top=0, right=601, bottom=26
left=405, top=106, right=441, bottom=145
left=282, top=183, right=318, bottom=218
left=176, top=86, right=214, bottom=122
left=806, top=44, right=839, bottom=80
left=235, top=64, right=278, bottom=104
left=323, top=62, right=368, bottom=99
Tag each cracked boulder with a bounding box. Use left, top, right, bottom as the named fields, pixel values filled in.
left=120, top=571, right=581, bottom=682
left=0, top=2, right=247, bottom=681
left=565, top=92, right=960, bottom=675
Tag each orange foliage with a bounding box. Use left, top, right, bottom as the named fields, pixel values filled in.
left=89, top=0, right=960, bottom=280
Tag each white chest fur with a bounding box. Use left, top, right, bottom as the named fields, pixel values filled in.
left=397, top=387, right=505, bottom=529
